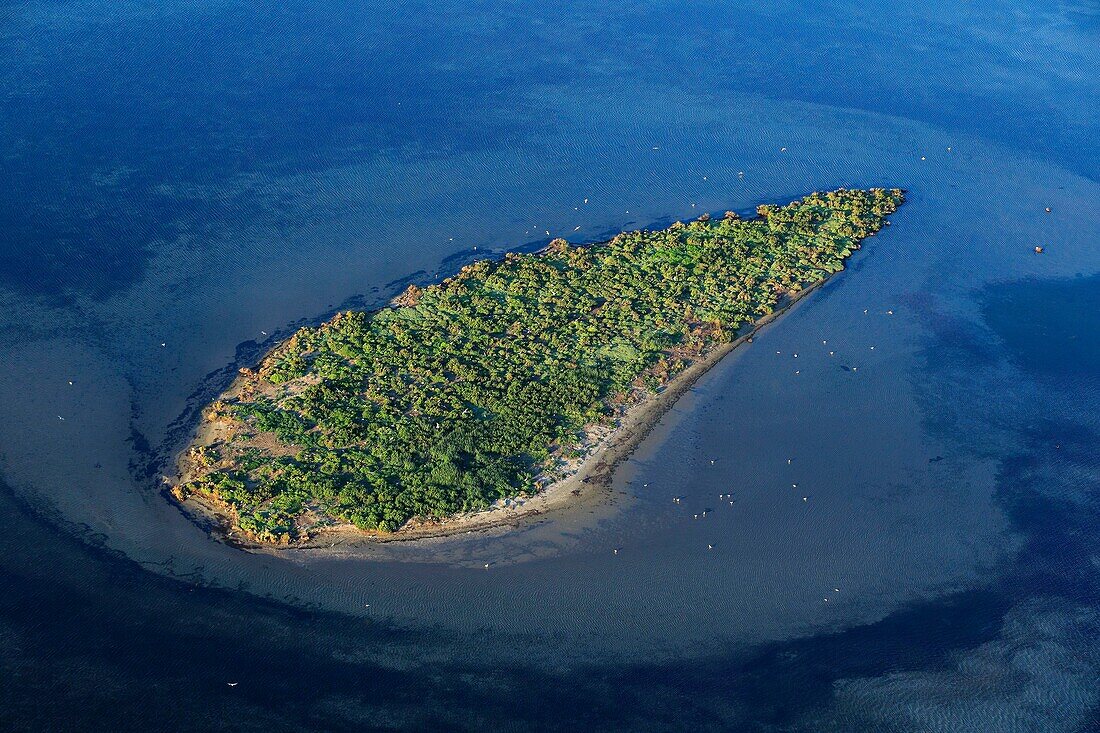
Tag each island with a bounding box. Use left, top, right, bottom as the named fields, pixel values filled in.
left=173, top=188, right=905, bottom=545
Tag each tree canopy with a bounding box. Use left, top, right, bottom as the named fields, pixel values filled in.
left=176, top=188, right=904, bottom=543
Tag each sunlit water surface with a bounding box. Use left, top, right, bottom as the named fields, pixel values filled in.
left=0, top=0, right=1098, bottom=729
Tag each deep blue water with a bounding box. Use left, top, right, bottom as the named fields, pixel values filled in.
left=1, top=0, right=1098, bottom=730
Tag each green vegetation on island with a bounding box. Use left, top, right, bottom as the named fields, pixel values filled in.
left=175, top=188, right=904, bottom=543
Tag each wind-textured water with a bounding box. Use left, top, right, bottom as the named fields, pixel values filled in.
left=0, top=0, right=1098, bottom=730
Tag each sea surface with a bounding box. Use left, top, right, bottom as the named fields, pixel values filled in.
left=1, top=0, right=1098, bottom=730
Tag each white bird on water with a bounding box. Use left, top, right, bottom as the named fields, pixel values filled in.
left=57, top=415, right=64, bottom=421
